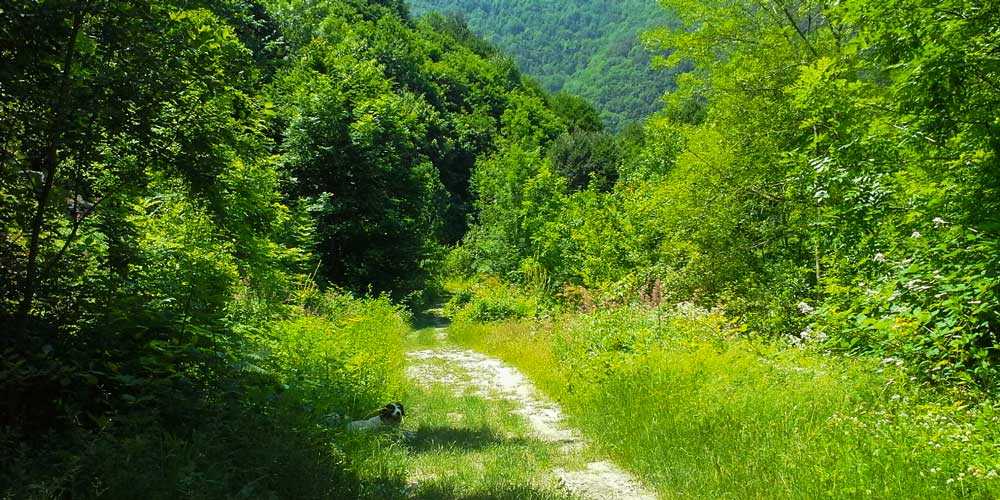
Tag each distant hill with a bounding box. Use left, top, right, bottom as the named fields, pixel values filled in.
left=407, top=0, right=682, bottom=130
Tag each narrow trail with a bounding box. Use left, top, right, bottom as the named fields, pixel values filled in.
left=406, top=327, right=656, bottom=500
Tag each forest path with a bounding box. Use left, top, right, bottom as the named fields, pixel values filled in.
left=404, top=324, right=656, bottom=499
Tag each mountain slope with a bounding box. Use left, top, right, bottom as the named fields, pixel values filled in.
left=407, top=0, right=682, bottom=130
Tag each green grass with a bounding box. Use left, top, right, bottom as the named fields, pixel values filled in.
left=2, top=292, right=412, bottom=499
left=3, top=302, right=585, bottom=499
left=15, top=297, right=997, bottom=498
left=448, top=306, right=1000, bottom=499
left=399, top=384, right=573, bottom=499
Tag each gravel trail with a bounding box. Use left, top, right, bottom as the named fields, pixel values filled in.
left=407, top=335, right=656, bottom=500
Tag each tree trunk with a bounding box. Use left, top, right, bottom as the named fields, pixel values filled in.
left=14, top=5, right=88, bottom=328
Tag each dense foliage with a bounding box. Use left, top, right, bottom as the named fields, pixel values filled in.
left=2, top=0, right=998, bottom=495
left=450, top=0, right=1000, bottom=390
left=408, top=0, right=686, bottom=130
left=0, top=0, right=575, bottom=494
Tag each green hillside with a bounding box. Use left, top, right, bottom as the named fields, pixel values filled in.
left=408, top=0, right=682, bottom=130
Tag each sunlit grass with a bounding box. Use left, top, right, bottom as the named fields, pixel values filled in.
left=448, top=308, right=1000, bottom=499
left=399, top=368, right=574, bottom=498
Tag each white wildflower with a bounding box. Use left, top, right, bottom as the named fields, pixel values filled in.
left=933, top=217, right=948, bottom=227
left=797, top=301, right=815, bottom=315
left=911, top=230, right=922, bottom=238
left=874, top=252, right=887, bottom=263
left=798, top=326, right=816, bottom=343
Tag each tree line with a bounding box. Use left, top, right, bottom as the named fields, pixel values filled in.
left=408, top=0, right=687, bottom=130
left=449, top=0, right=1000, bottom=390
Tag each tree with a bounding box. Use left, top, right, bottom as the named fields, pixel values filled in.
left=1, top=0, right=263, bottom=328
left=547, top=131, right=621, bottom=192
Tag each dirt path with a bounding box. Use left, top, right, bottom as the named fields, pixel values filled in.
left=407, top=328, right=656, bottom=500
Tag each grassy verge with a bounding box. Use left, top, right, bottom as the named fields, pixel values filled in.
left=448, top=306, right=1000, bottom=498
left=399, top=374, right=573, bottom=498
left=1, top=292, right=411, bottom=498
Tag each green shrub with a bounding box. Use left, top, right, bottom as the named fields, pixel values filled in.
left=815, top=224, right=1000, bottom=390
left=1, top=291, right=409, bottom=498
left=254, top=292, right=407, bottom=417
left=444, top=277, right=544, bottom=322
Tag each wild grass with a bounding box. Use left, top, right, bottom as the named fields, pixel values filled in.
left=448, top=305, right=1000, bottom=499
left=1, top=292, right=412, bottom=499
left=400, top=384, right=572, bottom=499
left=3, top=293, right=590, bottom=499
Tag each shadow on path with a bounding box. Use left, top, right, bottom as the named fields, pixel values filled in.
left=411, top=307, right=451, bottom=330
left=409, top=482, right=572, bottom=499
left=405, top=425, right=532, bottom=454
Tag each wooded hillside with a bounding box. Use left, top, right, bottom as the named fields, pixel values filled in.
left=408, top=0, right=684, bottom=130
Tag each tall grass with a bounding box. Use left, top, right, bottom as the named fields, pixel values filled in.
left=1, top=292, right=410, bottom=498
left=449, top=306, right=1000, bottom=498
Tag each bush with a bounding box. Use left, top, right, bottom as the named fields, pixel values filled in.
left=1, top=291, right=409, bottom=498
left=443, top=277, right=544, bottom=322
left=815, top=223, right=1000, bottom=390
left=254, top=292, right=407, bottom=418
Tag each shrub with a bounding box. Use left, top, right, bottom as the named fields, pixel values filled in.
left=254, top=292, right=407, bottom=418
left=443, top=277, right=544, bottom=322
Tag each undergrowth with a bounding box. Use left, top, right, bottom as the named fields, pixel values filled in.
left=1, top=291, right=409, bottom=499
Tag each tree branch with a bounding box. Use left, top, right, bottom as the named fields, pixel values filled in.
left=781, top=5, right=819, bottom=58
left=16, top=0, right=93, bottom=326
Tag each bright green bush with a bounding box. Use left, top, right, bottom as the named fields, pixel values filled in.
left=443, top=277, right=544, bottom=322
left=255, top=292, right=407, bottom=417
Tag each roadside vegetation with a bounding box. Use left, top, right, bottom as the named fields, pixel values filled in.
left=447, top=305, right=1000, bottom=498
left=3, top=0, right=999, bottom=497
left=2, top=290, right=411, bottom=497
left=448, top=0, right=1000, bottom=394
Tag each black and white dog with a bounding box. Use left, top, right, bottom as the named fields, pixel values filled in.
left=345, top=402, right=405, bottom=431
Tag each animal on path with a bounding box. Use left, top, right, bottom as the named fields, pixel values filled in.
left=330, top=402, right=405, bottom=431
